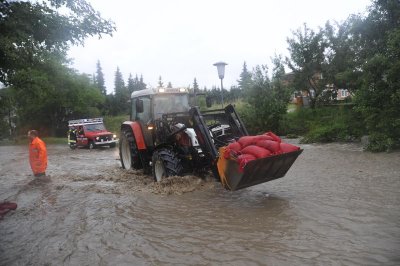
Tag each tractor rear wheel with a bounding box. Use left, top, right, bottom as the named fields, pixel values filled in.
left=152, top=148, right=183, bottom=182
left=119, top=129, right=142, bottom=170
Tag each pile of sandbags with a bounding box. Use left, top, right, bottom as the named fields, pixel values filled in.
left=224, top=132, right=300, bottom=170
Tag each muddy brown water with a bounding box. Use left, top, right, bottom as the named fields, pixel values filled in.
left=0, top=141, right=399, bottom=265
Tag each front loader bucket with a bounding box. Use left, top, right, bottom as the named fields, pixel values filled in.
left=217, top=148, right=303, bottom=191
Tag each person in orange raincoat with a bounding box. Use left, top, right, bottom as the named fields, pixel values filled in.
left=28, top=130, right=48, bottom=177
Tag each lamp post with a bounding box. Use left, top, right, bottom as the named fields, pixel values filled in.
left=213, top=61, right=227, bottom=108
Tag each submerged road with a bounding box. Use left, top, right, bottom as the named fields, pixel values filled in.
left=0, top=141, right=399, bottom=265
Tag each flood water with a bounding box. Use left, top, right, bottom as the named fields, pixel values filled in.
left=0, top=141, right=399, bottom=265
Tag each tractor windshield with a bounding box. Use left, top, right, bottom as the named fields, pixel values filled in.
left=153, top=94, right=190, bottom=119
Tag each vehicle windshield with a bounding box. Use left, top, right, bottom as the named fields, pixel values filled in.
left=84, top=123, right=106, bottom=132
left=153, top=94, right=190, bottom=119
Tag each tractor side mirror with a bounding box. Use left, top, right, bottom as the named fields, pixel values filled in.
left=136, top=99, right=144, bottom=113
left=206, top=96, right=212, bottom=108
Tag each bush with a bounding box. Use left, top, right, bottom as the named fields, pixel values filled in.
left=279, top=105, right=366, bottom=142
left=104, top=115, right=129, bottom=135
left=301, top=123, right=348, bottom=143
left=367, top=133, right=398, bottom=152
left=279, top=108, right=314, bottom=136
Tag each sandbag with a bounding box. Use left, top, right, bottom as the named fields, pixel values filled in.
left=255, top=140, right=281, bottom=154
left=237, top=154, right=257, bottom=171
left=238, top=136, right=259, bottom=148
left=0, top=202, right=17, bottom=210
left=241, top=145, right=272, bottom=159
left=264, top=131, right=281, bottom=142
left=280, top=142, right=300, bottom=153
left=256, top=135, right=274, bottom=141
left=228, top=133, right=300, bottom=172
left=227, top=141, right=242, bottom=153
left=0, top=202, right=17, bottom=220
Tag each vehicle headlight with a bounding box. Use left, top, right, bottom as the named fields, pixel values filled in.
left=113, top=134, right=117, bottom=139
left=96, top=137, right=99, bottom=141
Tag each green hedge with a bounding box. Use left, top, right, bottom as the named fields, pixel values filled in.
left=104, top=115, right=129, bottom=135
left=279, top=105, right=366, bottom=143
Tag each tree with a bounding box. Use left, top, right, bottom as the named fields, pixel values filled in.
left=229, top=86, right=242, bottom=102
left=111, top=67, right=130, bottom=115
left=237, top=62, right=252, bottom=91
left=241, top=64, right=290, bottom=133
left=167, top=82, right=172, bottom=88
left=114, top=67, right=125, bottom=95
left=0, top=0, right=115, bottom=85
left=193, top=78, right=199, bottom=93
left=0, top=87, right=15, bottom=138
left=95, top=60, right=107, bottom=95
left=286, top=24, right=329, bottom=108
left=139, top=75, right=147, bottom=91
left=0, top=0, right=114, bottom=136
left=10, top=60, right=104, bottom=136
left=351, top=0, right=400, bottom=151
left=158, top=76, right=164, bottom=87
left=283, top=0, right=399, bottom=150
left=127, top=73, right=135, bottom=94
left=323, top=20, right=361, bottom=92
left=191, top=78, right=200, bottom=106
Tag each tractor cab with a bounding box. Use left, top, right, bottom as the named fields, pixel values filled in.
left=131, top=87, right=190, bottom=122
left=125, top=87, right=203, bottom=173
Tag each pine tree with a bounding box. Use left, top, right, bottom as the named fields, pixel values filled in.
left=127, top=73, right=135, bottom=94
left=112, top=67, right=130, bottom=114
left=238, top=61, right=252, bottom=91
left=167, top=82, right=172, bottom=88
left=193, top=78, right=199, bottom=93
left=139, top=75, right=146, bottom=90
left=158, top=76, right=163, bottom=87
left=95, top=60, right=107, bottom=95
left=114, top=67, right=125, bottom=95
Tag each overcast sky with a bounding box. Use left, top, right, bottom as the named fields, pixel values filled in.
left=68, top=0, right=371, bottom=94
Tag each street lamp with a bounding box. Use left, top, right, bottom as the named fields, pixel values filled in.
left=213, top=61, right=227, bottom=108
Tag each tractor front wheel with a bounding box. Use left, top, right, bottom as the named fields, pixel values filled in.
left=152, top=148, right=183, bottom=182
left=119, top=129, right=142, bottom=170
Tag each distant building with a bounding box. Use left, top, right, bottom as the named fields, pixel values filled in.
left=283, top=72, right=352, bottom=106
left=337, top=88, right=351, bottom=100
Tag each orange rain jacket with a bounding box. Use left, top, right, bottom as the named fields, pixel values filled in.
left=29, top=137, right=48, bottom=175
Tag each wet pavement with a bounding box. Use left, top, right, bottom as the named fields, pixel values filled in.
left=0, top=142, right=399, bottom=265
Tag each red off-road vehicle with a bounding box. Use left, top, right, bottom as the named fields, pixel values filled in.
left=68, top=118, right=118, bottom=149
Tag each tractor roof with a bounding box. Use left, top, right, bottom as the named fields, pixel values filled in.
left=131, top=87, right=188, bottom=98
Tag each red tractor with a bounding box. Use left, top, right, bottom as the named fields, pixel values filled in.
left=119, top=87, right=302, bottom=190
